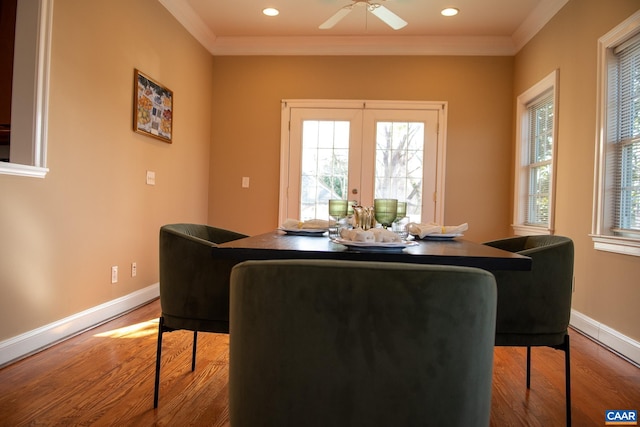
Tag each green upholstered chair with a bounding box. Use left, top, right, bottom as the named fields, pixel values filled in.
left=229, top=259, right=497, bottom=427
left=154, top=223, right=247, bottom=408
left=483, top=235, right=574, bottom=426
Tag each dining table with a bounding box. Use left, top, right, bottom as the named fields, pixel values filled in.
left=214, top=230, right=532, bottom=271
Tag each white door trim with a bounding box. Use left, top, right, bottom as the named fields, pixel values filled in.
left=280, top=99, right=447, bottom=226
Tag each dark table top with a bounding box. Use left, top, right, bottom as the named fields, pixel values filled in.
left=214, top=230, right=532, bottom=271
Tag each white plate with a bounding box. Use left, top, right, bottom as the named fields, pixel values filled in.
left=280, top=228, right=328, bottom=236
left=331, top=238, right=418, bottom=250
left=413, top=233, right=463, bottom=240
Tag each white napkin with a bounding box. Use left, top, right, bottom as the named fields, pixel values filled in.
left=407, top=222, right=468, bottom=239
left=282, top=218, right=330, bottom=230
left=340, top=227, right=402, bottom=243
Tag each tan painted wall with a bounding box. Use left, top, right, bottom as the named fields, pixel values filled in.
left=0, top=0, right=213, bottom=341
left=514, top=0, right=640, bottom=341
left=4, top=0, right=637, bottom=353
left=209, top=55, right=515, bottom=242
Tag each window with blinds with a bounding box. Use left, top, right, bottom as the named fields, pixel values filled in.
left=526, top=91, right=554, bottom=226
left=613, top=33, right=640, bottom=234
left=592, top=11, right=640, bottom=255
left=513, top=70, right=557, bottom=236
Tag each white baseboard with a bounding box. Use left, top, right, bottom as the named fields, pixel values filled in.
left=570, top=309, right=640, bottom=367
left=1, top=289, right=637, bottom=370
left=0, top=283, right=159, bottom=368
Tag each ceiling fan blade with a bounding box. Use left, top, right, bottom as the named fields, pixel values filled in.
left=319, top=6, right=352, bottom=30
left=369, top=4, right=407, bottom=30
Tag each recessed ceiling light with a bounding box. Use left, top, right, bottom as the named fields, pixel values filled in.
left=263, top=7, right=279, bottom=17
left=441, top=7, right=459, bottom=17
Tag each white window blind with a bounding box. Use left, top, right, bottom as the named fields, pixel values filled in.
left=526, top=91, right=554, bottom=226
left=613, top=33, right=640, bottom=233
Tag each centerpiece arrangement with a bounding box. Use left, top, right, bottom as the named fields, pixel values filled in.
left=328, top=199, right=417, bottom=251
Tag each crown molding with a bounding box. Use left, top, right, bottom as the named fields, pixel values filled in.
left=158, top=0, right=217, bottom=50
left=512, top=0, right=569, bottom=51
left=159, top=0, right=566, bottom=56
left=209, top=35, right=517, bottom=56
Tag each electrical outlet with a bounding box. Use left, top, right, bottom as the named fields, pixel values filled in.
left=146, top=170, right=156, bottom=185
left=111, top=266, right=118, bottom=284
left=131, top=262, right=137, bottom=278
left=242, top=176, right=250, bottom=188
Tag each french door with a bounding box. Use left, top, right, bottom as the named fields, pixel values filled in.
left=279, top=100, right=446, bottom=225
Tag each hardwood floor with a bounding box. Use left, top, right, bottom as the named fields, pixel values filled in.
left=0, top=298, right=638, bottom=426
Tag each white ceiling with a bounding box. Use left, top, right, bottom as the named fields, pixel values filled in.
left=158, top=0, right=569, bottom=56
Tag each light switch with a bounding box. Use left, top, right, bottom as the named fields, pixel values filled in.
left=146, top=170, right=156, bottom=185
left=242, top=177, right=250, bottom=188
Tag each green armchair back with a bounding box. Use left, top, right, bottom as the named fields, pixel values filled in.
left=229, top=259, right=497, bottom=427
left=483, top=235, right=574, bottom=346
left=154, top=223, right=247, bottom=408
left=483, top=235, right=574, bottom=426
left=159, top=223, right=247, bottom=333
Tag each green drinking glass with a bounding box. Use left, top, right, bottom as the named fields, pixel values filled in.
left=393, top=201, right=408, bottom=238
left=395, top=201, right=407, bottom=220
left=328, top=199, right=349, bottom=237
left=374, top=199, right=398, bottom=229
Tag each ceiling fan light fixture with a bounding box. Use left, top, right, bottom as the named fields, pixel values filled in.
left=320, top=0, right=407, bottom=30
left=441, top=7, right=459, bottom=17
left=262, top=7, right=280, bottom=17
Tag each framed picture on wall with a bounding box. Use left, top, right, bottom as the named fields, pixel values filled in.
left=133, top=69, right=173, bottom=143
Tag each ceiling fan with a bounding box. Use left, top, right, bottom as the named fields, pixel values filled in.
left=319, top=0, right=408, bottom=30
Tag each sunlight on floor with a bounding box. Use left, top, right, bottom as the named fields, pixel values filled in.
left=93, top=318, right=158, bottom=339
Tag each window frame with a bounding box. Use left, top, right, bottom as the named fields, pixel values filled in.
left=0, top=0, right=52, bottom=178
left=592, top=10, right=640, bottom=257
left=513, top=69, right=559, bottom=236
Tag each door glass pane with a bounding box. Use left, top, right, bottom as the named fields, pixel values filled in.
left=374, top=121, right=425, bottom=222
left=282, top=102, right=443, bottom=227
left=300, top=120, right=350, bottom=220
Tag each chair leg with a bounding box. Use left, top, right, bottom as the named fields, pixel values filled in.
left=154, top=316, right=165, bottom=409
left=192, top=331, right=198, bottom=371
left=520, top=336, right=570, bottom=426
left=564, top=334, right=571, bottom=427
left=546, top=334, right=571, bottom=426
left=526, top=346, right=531, bottom=389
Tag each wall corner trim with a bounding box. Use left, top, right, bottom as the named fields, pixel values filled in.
left=0, top=283, right=159, bottom=368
